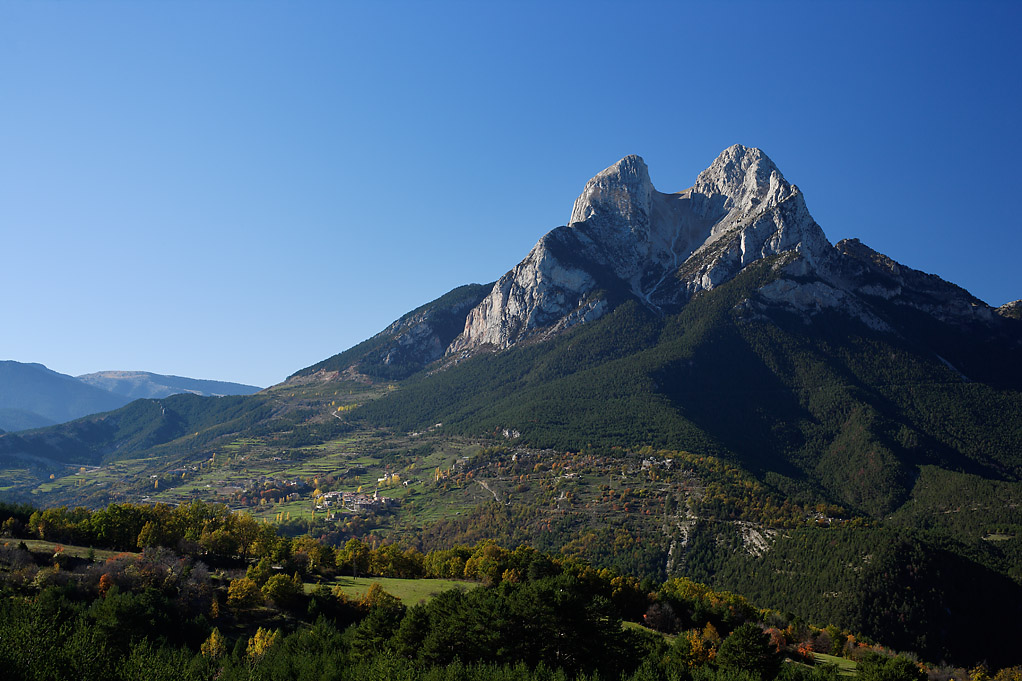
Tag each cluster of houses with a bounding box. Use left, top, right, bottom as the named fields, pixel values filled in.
left=640, top=457, right=675, bottom=471
left=316, top=489, right=398, bottom=512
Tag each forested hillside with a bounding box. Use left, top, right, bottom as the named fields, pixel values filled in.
left=1, top=255, right=1019, bottom=671
left=359, top=259, right=1022, bottom=518
left=4, top=499, right=1017, bottom=680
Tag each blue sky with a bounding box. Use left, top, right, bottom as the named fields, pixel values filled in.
left=2, top=1, right=1020, bottom=387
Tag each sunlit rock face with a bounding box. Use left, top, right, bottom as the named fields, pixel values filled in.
left=449, top=145, right=833, bottom=353
left=447, top=144, right=1005, bottom=357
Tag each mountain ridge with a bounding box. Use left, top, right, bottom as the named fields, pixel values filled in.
left=0, top=360, right=132, bottom=432
left=302, top=145, right=1015, bottom=380
left=77, top=370, right=261, bottom=400
left=0, top=360, right=262, bottom=433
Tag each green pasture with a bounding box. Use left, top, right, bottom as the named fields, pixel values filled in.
left=250, top=498, right=319, bottom=523
left=622, top=620, right=677, bottom=640
left=221, top=438, right=263, bottom=451
left=318, top=576, right=478, bottom=603
left=813, top=653, right=857, bottom=676
left=15, top=539, right=138, bottom=561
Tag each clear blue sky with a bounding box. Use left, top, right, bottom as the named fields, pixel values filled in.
left=2, top=1, right=1020, bottom=388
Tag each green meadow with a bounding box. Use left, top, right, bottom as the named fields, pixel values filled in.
left=316, top=575, right=479, bottom=604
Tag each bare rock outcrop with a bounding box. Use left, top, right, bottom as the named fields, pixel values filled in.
left=295, top=145, right=1017, bottom=380
left=998, top=300, right=1022, bottom=320
left=449, top=145, right=837, bottom=354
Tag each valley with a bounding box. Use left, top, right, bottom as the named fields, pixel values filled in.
left=2, top=145, right=1021, bottom=672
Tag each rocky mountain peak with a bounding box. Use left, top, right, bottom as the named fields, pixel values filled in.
left=693, top=144, right=799, bottom=227
left=308, top=146, right=1013, bottom=379
left=447, top=146, right=840, bottom=355
left=696, top=144, right=777, bottom=194
left=569, top=154, right=653, bottom=229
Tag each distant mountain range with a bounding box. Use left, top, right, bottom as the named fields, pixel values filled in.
left=77, top=370, right=261, bottom=401
left=0, top=361, right=260, bottom=432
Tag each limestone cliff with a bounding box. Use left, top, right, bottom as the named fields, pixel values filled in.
left=299, top=145, right=1015, bottom=377
left=449, top=145, right=837, bottom=354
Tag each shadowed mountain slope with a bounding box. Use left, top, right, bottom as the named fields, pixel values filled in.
left=0, top=361, right=132, bottom=432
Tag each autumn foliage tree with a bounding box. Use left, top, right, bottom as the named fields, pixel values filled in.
left=227, top=577, right=263, bottom=609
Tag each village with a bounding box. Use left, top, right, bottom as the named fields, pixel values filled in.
left=315, top=489, right=399, bottom=513
left=206, top=472, right=406, bottom=520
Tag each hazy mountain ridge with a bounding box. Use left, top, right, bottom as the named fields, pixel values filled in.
left=0, top=408, right=56, bottom=432
left=0, top=361, right=132, bottom=432
left=77, top=370, right=261, bottom=400
left=0, top=391, right=279, bottom=468
left=0, top=360, right=262, bottom=433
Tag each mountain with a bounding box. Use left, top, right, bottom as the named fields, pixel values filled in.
left=5, top=145, right=1019, bottom=516
left=0, top=361, right=261, bottom=433
left=2, top=146, right=1020, bottom=668
left=0, top=391, right=280, bottom=467
left=291, top=283, right=493, bottom=382
left=0, top=408, right=55, bottom=432
left=11, top=145, right=1017, bottom=505
left=299, top=145, right=1013, bottom=379
left=0, top=361, right=132, bottom=432
left=450, top=146, right=834, bottom=353
left=351, top=146, right=1021, bottom=515
left=77, top=370, right=261, bottom=400
left=452, top=145, right=1006, bottom=357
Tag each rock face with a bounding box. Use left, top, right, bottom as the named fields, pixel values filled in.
left=305, top=144, right=1017, bottom=378
left=290, top=284, right=492, bottom=382
left=831, top=238, right=994, bottom=324
left=998, top=300, right=1022, bottom=320
left=678, top=146, right=834, bottom=295
left=449, top=145, right=838, bottom=354
left=363, top=287, right=491, bottom=371
left=447, top=144, right=1016, bottom=358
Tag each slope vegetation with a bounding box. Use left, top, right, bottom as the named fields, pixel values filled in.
left=360, top=258, right=1022, bottom=517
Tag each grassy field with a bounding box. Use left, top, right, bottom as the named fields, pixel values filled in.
left=813, top=652, right=857, bottom=676
left=317, top=576, right=478, bottom=603
left=13, top=539, right=137, bottom=561
left=622, top=620, right=677, bottom=640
